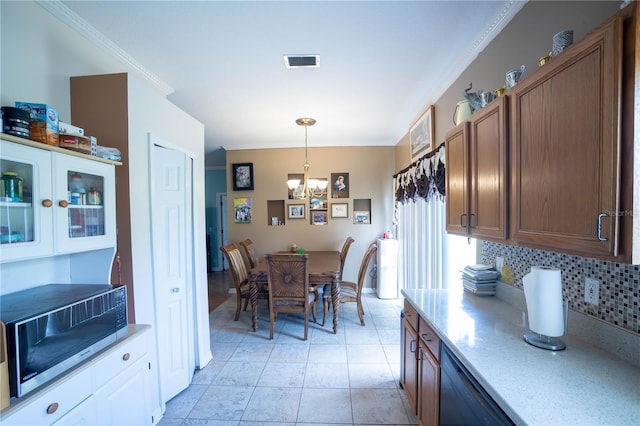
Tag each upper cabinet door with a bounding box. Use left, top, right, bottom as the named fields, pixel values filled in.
left=510, top=15, right=622, bottom=258
left=469, top=96, right=508, bottom=240
left=0, top=140, right=54, bottom=262
left=52, top=153, right=117, bottom=255
left=445, top=122, right=469, bottom=236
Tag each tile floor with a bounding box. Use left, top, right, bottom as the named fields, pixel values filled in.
left=159, top=274, right=417, bottom=425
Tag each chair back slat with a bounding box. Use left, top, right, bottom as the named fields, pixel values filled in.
left=220, top=243, right=249, bottom=289
left=356, top=243, right=378, bottom=296
left=239, top=239, right=259, bottom=269
left=339, top=236, right=355, bottom=279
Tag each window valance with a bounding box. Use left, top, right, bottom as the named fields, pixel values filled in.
left=393, top=141, right=445, bottom=204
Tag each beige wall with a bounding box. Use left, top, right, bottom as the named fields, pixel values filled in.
left=394, top=0, right=620, bottom=172
left=226, top=146, right=395, bottom=285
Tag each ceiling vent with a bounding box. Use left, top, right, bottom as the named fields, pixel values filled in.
left=284, top=54, right=320, bottom=68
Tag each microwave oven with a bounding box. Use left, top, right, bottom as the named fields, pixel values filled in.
left=0, top=284, right=127, bottom=398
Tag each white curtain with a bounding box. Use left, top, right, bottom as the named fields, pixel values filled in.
left=396, top=197, right=448, bottom=290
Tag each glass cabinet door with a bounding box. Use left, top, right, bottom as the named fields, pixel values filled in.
left=0, top=141, right=53, bottom=262
left=66, top=170, right=106, bottom=238
left=53, top=153, right=116, bottom=254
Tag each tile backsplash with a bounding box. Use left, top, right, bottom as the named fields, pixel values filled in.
left=482, top=242, right=639, bottom=334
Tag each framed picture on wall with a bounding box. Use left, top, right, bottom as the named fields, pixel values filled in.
left=331, top=173, right=349, bottom=198
left=410, top=105, right=434, bottom=161
left=232, top=163, right=254, bottom=191
left=353, top=210, right=370, bottom=224
left=234, top=197, right=252, bottom=223
left=331, top=203, right=349, bottom=218
left=288, top=204, right=305, bottom=219
left=311, top=210, right=328, bottom=225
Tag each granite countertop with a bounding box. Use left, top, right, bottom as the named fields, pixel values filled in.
left=402, top=287, right=640, bottom=426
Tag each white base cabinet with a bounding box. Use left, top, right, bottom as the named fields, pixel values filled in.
left=0, top=325, right=154, bottom=426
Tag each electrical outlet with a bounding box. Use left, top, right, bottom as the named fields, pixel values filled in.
left=495, top=256, right=504, bottom=272
left=585, top=278, right=600, bottom=305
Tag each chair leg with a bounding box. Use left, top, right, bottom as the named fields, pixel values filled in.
left=234, top=294, right=242, bottom=321
left=304, top=311, right=308, bottom=340
left=357, top=301, right=365, bottom=326
left=269, top=311, right=275, bottom=340
left=242, top=297, right=249, bottom=312
left=322, top=298, right=330, bottom=326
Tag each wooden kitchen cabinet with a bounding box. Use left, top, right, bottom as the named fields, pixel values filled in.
left=446, top=95, right=508, bottom=240
left=402, top=300, right=419, bottom=413
left=417, top=317, right=440, bottom=426
left=445, top=122, right=468, bottom=235
left=509, top=13, right=623, bottom=258
left=402, top=299, right=441, bottom=425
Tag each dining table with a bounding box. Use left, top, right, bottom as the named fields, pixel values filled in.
left=249, top=250, right=342, bottom=334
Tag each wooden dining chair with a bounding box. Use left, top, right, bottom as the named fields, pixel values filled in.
left=265, top=253, right=315, bottom=340
left=239, top=238, right=259, bottom=269
left=322, top=242, right=377, bottom=326
left=322, top=236, right=355, bottom=325
left=220, top=243, right=252, bottom=321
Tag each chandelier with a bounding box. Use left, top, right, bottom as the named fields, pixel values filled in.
left=287, top=117, right=328, bottom=199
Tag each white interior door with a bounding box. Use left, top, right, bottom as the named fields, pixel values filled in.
left=150, top=144, right=192, bottom=403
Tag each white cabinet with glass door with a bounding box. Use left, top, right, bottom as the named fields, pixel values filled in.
left=0, top=136, right=117, bottom=263
left=52, top=152, right=116, bottom=254
left=0, top=140, right=53, bottom=262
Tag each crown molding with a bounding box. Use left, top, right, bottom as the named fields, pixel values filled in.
left=36, top=0, right=174, bottom=96
left=429, top=0, right=527, bottom=107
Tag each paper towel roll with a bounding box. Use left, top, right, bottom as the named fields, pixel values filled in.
left=523, top=266, right=564, bottom=337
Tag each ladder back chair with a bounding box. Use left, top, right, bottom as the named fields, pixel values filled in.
left=220, top=243, right=251, bottom=321
left=323, top=242, right=377, bottom=326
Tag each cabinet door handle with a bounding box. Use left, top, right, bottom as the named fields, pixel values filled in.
left=58, top=200, right=69, bottom=208
left=597, top=213, right=609, bottom=241
left=42, top=199, right=53, bottom=207
left=469, top=213, right=476, bottom=229
left=171, top=287, right=180, bottom=293
left=46, top=402, right=59, bottom=414
left=421, top=333, right=432, bottom=342
left=122, top=352, right=131, bottom=361
left=460, top=214, right=467, bottom=228
left=409, top=339, right=417, bottom=353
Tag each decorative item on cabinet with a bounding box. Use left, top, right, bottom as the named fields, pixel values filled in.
left=552, top=29, right=574, bottom=56
left=505, top=65, right=525, bottom=89
left=453, top=100, right=473, bottom=125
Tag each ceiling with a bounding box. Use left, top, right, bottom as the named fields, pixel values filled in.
left=57, top=0, right=526, bottom=167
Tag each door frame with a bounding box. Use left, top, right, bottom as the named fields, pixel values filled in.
left=215, top=192, right=228, bottom=271
left=148, top=135, right=195, bottom=405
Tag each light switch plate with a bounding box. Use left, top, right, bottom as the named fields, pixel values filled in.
left=495, top=256, right=504, bottom=272
left=585, top=277, right=600, bottom=305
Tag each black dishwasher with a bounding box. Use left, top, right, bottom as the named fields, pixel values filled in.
left=440, top=345, right=514, bottom=426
